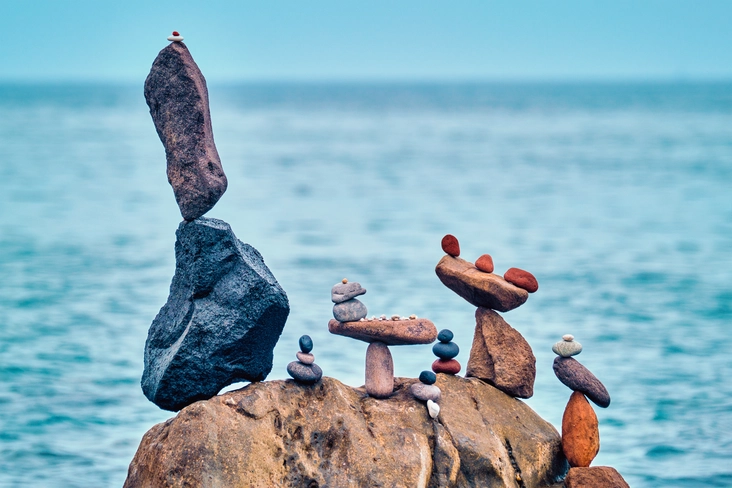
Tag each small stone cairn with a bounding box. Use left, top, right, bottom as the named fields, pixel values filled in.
left=552, top=335, right=629, bottom=487
left=432, top=329, right=461, bottom=375
left=410, top=370, right=441, bottom=418
left=287, top=335, right=323, bottom=384
left=328, top=279, right=437, bottom=399
left=435, top=234, right=538, bottom=398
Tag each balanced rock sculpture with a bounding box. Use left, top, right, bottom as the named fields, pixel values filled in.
left=144, top=38, right=227, bottom=221
left=328, top=283, right=437, bottom=398
left=142, top=218, right=289, bottom=411
left=435, top=234, right=537, bottom=398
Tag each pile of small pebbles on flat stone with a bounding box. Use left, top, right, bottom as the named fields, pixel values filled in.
left=287, top=335, right=323, bottom=384
left=331, top=279, right=368, bottom=322
left=432, top=329, right=461, bottom=375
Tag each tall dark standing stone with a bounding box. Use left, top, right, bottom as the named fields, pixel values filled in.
left=144, top=42, right=227, bottom=221
left=142, top=218, right=290, bottom=411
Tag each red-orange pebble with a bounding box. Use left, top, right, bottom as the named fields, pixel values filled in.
left=475, top=254, right=494, bottom=273
left=441, top=234, right=460, bottom=256
left=504, top=267, right=539, bottom=293
left=432, top=358, right=461, bottom=375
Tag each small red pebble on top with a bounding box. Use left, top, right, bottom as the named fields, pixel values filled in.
left=172, top=31, right=180, bottom=36
left=475, top=254, right=494, bottom=273
left=504, top=267, right=539, bottom=293
left=441, top=234, right=460, bottom=256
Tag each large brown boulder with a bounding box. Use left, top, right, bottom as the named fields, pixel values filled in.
left=125, top=375, right=566, bottom=487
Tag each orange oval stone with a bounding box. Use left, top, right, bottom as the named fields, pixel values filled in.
left=562, top=391, right=600, bottom=468
left=441, top=234, right=460, bottom=256
left=504, top=267, right=538, bottom=293
left=475, top=254, right=494, bottom=273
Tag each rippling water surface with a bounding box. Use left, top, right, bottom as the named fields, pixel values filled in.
left=0, top=82, right=731, bottom=487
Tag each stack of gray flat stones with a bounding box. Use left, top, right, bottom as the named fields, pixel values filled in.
left=287, top=335, right=323, bottom=384
left=331, top=279, right=368, bottom=322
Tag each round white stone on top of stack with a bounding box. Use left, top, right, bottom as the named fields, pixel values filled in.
left=552, top=334, right=582, bottom=357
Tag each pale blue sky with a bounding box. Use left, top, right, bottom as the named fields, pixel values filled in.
left=1, top=0, right=730, bottom=82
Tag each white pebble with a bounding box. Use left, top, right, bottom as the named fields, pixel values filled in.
left=391, top=315, right=400, bottom=321
left=380, top=314, right=387, bottom=320
left=167, top=35, right=184, bottom=42
left=409, top=314, right=417, bottom=320
left=562, top=334, right=574, bottom=342
left=427, top=399, right=440, bottom=419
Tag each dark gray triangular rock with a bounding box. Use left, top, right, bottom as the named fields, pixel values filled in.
left=144, top=42, right=227, bottom=221
left=142, top=218, right=289, bottom=411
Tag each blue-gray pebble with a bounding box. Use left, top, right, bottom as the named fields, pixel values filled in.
left=299, top=335, right=313, bottom=353
left=287, top=361, right=323, bottom=384
left=437, top=329, right=454, bottom=343
left=433, top=341, right=459, bottom=360
left=419, top=370, right=437, bottom=385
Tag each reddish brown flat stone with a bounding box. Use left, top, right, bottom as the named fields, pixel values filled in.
left=435, top=256, right=528, bottom=312
left=328, top=318, right=437, bottom=346
left=432, top=358, right=461, bottom=375
left=466, top=308, right=535, bottom=398
left=441, top=234, right=460, bottom=256
left=562, top=391, right=600, bottom=468
left=565, top=466, right=629, bottom=487
left=475, top=254, right=495, bottom=273
left=144, top=42, right=228, bottom=221
left=504, top=267, right=538, bottom=293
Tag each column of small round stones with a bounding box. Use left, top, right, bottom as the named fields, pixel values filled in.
left=286, top=335, right=323, bottom=384
left=432, top=329, right=461, bottom=374
left=411, top=371, right=441, bottom=418
left=552, top=335, right=609, bottom=468
left=331, top=279, right=368, bottom=322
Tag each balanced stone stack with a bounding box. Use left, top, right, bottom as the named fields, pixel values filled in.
left=552, top=335, right=629, bottom=488
left=432, top=329, right=461, bottom=375
left=328, top=280, right=437, bottom=398
left=286, top=335, right=323, bottom=384
left=435, top=234, right=538, bottom=398
left=410, top=370, right=441, bottom=418
left=140, top=34, right=289, bottom=412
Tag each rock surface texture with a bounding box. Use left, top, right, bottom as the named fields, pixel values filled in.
left=553, top=357, right=611, bottom=408
left=435, top=255, right=528, bottom=312
left=125, top=375, right=567, bottom=487
left=142, top=218, right=289, bottom=411
left=144, top=42, right=228, bottom=221
left=466, top=308, right=536, bottom=398
left=564, top=466, right=630, bottom=487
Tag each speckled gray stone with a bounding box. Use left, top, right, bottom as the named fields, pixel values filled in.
left=331, top=281, right=367, bottom=303
left=296, top=352, right=315, bottom=365
left=410, top=383, right=442, bottom=402
left=552, top=338, right=582, bottom=357
left=333, top=298, right=368, bottom=322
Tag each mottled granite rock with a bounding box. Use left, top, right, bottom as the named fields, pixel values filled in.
left=125, top=376, right=566, bottom=487
left=332, top=298, right=368, bottom=322
left=142, top=218, right=289, bottom=411
left=144, top=42, right=227, bottom=221
left=553, top=357, right=611, bottom=408
left=466, top=307, right=536, bottom=398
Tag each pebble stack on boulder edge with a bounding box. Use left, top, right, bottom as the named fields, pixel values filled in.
left=552, top=334, right=628, bottom=486
left=144, top=37, right=227, bottom=221
left=287, top=335, right=323, bottom=384
left=141, top=34, right=289, bottom=412
left=435, top=234, right=537, bottom=398
left=432, top=329, right=461, bottom=375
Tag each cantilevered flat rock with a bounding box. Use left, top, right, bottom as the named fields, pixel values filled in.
left=435, top=255, right=528, bottom=312
left=142, top=218, right=289, bottom=411
left=328, top=318, right=437, bottom=345
left=144, top=42, right=227, bottom=221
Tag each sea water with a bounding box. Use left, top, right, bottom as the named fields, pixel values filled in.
left=0, top=82, right=730, bottom=487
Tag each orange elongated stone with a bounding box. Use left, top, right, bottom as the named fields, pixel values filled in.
left=562, top=391, right=600, bottom=468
